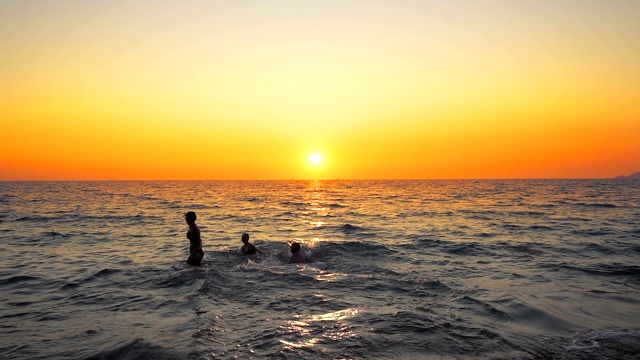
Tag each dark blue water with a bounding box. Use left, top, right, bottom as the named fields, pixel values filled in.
left=1, top=180, right=639, bottom=359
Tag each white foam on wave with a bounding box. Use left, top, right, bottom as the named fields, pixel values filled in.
left=590, top=328, right=640, bottom=340
left=564, top=340, right=600, bottom=351
left=236, top=251, right=329, bottom=272
left=563, top=328, right=640, bottom=352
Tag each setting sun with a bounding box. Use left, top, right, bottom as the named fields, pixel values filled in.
left=310, top=154, right=323, bottom=165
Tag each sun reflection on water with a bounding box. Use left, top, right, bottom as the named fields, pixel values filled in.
left=308, top=221, right=325, bottom=227
left=279, top=338, right=320, bottom=349
left=279, top=308, right=362, bottom=350
left=309, top=308, right=361, bottom=322
left=313, top=271, right=347, bottom=282
left=302, top=180, right=330, bottom=228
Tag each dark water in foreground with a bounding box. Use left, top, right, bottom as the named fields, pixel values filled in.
left=0, top=180, right=639, bottom=359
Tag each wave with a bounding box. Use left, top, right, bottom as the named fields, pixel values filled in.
left=509, top=210, right=547, bottom=216
left=574, top=202, right=618, bottom=208
left=41, top=231, right=71, bottom=238
left=85, top=338, right=184, bottom=360
left=317, top=240, right=395, bottom=257
left=405, top=237, right=445, bottom=248
left=155, top=269, right=210, bottom=288
left=528, top=225, right=556, bottom=231
left=572, top=228, right=616, bottom=236
left=77, top=268, right=123, bottom=285
left=308, top=223, right=379, bottom=238
left=454, top=295, right=512, bottom=322
left=59, top=282, right=80, bottom=290
left=397, top=210, right=440, bottom=218
left=441, top=242, right=493, bottom=256
left=401, top=277, right=451, bottom=293
left=15, top=215, right=55, bottom=222
left=0, top=275, right=40, bottom=286
left=356, top=308, right=528, bottom=358
left=340, top=223, right=362, bottom=232
left=559, top=328, right=640, bottom=359
left=583, top=243, right=616, bottom=254
left=280, top=201, right=305, bottom=206
left=92, top=268, right=122, bottom=277
left=385, top=310, right=436, bottom=334
left=325, top=203, right=347, bottom=208
left=502, top=224, right=524, bottom=231
left=497, top=242, right=546, bottom=256
left=14, top=213, right=165, bottom=224
left=554, top=262, right=640, bottom=277
left=474, top=232, right=497, bottom=238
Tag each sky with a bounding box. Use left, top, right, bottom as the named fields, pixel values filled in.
left=1, top=0, right=639, bottom=180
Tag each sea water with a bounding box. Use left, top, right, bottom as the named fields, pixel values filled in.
left=0, top=180, right=638, bottom=359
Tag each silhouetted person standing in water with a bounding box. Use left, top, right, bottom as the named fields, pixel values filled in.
left=185, top=211, right=203, bottom=266
left=289, top=242, right=305, bottom=264
left=241, top=233, right=262, bottom=255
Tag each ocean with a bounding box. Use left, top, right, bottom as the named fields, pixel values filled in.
left=1, top=180, right=639, bottom=359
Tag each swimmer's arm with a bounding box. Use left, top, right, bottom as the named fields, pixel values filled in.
left=249, top=243, right=263, bottom=255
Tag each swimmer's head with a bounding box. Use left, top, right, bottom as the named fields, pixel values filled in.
left=290, top=242, right=301, bottom=253
left=185, top=211, right=196, bottom=224
left=242, top=233, right=249, bottom=243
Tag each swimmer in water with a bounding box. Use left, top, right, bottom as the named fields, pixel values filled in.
left=240, top=233, right=262, bottom=255
left=288, top=242, right=305, bottom=264
left=185, top=211, right=203, bottom=266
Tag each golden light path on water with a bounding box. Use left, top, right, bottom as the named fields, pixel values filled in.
left=301, top=181, right=329, bottom=230
left=312, top=270, right=350, bottom=283
left=307, top=185, right=328, bottom=228
left=279, top=308, right=362, bottom=349
left=266, top=182, right=365, bottom=351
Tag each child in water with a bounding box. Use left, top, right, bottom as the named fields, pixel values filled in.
left=288, top=242, right=305, bottom=264
left=241, top=233, right=262, bottom=255
left=185, top=211, right=203, bottom=266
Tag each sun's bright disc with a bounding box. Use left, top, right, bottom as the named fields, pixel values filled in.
left=310, top=153, right=322, bottom=164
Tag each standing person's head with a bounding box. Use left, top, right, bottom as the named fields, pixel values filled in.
left=289, top=242, right=301, bottom=254
left=242, top=233, right=250, bottom=244
left=185, top=211, right=197, bottom=225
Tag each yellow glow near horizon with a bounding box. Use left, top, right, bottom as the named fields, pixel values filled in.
left=0, top=1, right=638, bottom=180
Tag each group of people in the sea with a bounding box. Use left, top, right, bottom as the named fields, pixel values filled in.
left=184, top=211, right=305, bottom=266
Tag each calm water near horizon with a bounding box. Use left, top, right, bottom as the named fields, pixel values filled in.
left=1, top=180, right=639, bottom=359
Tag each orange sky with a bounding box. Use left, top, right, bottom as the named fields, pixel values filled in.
left=1, top=1, right=639, bottom=180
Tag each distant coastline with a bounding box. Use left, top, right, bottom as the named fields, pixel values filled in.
left=615, top=171, right=640, bottom=179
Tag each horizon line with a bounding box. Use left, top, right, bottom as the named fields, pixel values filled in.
left=0, top=177, right=632, bottom=182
